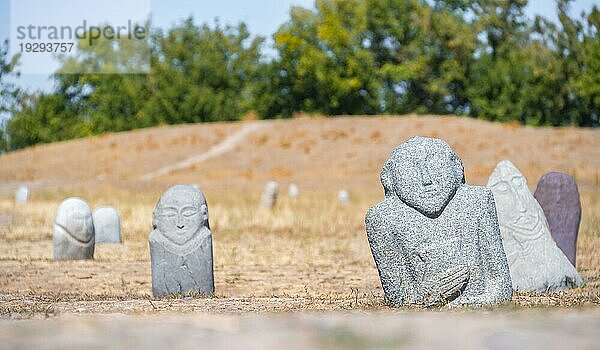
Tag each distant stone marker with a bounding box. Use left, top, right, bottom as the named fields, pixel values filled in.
left=15, top=185, right=29, bottom=204
left=366, top=136, right=512, bottom=307
left=260, top=181, right=279, bottom=209
left=54, top=198, right=95, bottom=260
left=338, top=190, right=350, bottom=205
left=150, top=185, right=214, bottom=297
left=488, top=161, right=583, bottom=292
left=93, top=207, right=122, bottom=244
left=534, top=172, right=581, bottom=267
left=288, top=183, right=299, bottom=198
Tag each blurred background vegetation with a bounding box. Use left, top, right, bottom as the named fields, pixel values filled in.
left=0, top=0, right=598, bottom=151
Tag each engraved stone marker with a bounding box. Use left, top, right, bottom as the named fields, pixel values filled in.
left=534, top=172, right=581, bottom=267
left=488, top=161, right=583, bottom=291
left=150, top=185, right=214, bottom=297
left=366, top=136, right=512, bottom=307
left=93, top=207, right=122, bottom=244
left=54, top=198, right=95, bottom=260
left=260, top=181, right=279, bottom=209
left=338, top=190, right=350, bottom=205
left=288, top=183, right=299, bottom=198
left=15, top=185, right=29, bottom=204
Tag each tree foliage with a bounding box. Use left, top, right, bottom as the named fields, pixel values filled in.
left=4, top=1, right=599, bottom=150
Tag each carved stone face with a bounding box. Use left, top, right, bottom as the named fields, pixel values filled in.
left=381, top=136, right=464, bottom=218
left=55, top=198, right=94, bottom=243
left=153, top=185, right=208, bottom=246
left=488, top=160, right=541, bottom=236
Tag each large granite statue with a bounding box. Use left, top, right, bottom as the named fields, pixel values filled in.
left=150, top=185, right=214, bottom=297
left=93, top=207, right=122, bottom=244
left=54, top=198, right=95, bottom=260
left=488, top=161, right=583, bottom=292
left=260, top=181, right=279, bottom=209
left=534, top=172, right=581, bottom=267
left=366, top=136, right=512, bottom=307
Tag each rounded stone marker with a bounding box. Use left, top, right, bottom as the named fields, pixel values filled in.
left=260, top=181, right=279, bottom=208
left=338, top=190, right=350, bottom=205
left=54, top=198, right=95, bottom=260
left=150, top=185, right=214, bottom=297
left=93, top=207, right=122, bottom=244
left=288, top=183, right=299, bottom=198
left=534, top=172, right=581, bottom=267
left=488, top=161, right=583, bottom=292
left=15, top=185, right=29, bottom=204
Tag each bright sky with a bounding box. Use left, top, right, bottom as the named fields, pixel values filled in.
left=0, top=0, right=598, bottom=93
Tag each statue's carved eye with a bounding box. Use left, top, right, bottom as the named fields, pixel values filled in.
left=182, top=208, right=198, bottom=218
left=161, top=209, right=177, bottom=218
left=493, top=182, right=510, bottom=193
left=511, top=176, right=526, bottom=188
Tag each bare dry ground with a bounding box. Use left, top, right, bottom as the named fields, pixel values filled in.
left=0, top=115, right=599, bottom=344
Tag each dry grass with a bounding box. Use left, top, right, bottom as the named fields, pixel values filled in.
left=0, top=115, right=599, bottom=317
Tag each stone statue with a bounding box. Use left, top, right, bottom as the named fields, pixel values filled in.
left=488, top=161, right=583, bottom=292
left=534, top=172, right=581, bottom=267
left=54, top=198, right=95, bottom=260
left=150, top=185, right=214, bottom=297
left=338, top=190, right=350, bottom=205
left=15, top=185, right=29, bottom=204
left=288, top=183, right=299, bottom=198
left=93, top=207, right=122, bottom=244
left=260, top=181, right=279, bottom=208
left=366, top=136, right=512, bottom=307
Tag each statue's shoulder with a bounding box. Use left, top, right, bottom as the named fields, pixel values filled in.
left=456, top=184, right=494, bottom=205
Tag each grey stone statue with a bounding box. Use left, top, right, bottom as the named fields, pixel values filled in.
left=150, top=185, right=214, bottom=297
left=15, top=185, right=29, bottom=204
left=260, top=181, right=279, bottom=209
left=488, top=161, right=583, bottom=292
left=534, top=172, right=581, bottom=267
left=93, top=207, right=122, bottom=244
left=366, top=136, right=512, bottom=307
left=54, top=198, right=95, bottom=260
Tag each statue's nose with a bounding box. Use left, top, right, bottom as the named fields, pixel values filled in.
left=420, top=167, right=433, bottom=186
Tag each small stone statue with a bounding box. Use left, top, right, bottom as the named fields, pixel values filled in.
left=488, top=161, right=583, bottom=292
left=534, top=172, right=581, bottom=267
left=93, top=207, right=122, bottom=244
left=288, top=183, right=299, bottom=198
left=366, top=136, right=512, bottom=307
left=260, top=181, right=279, bottom=208
left=338, top=190, right=350, bottom=205
left=15, top=185, right=29, bottom=204
left=54, top=198, right=95, bottom=260
left=150, top=185, right=214, bottom=297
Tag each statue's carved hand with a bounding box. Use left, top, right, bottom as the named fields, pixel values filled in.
left=421, top=265, right=470, bottom=306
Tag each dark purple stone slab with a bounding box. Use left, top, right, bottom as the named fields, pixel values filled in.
left=534, top=172, right=581, bottom=267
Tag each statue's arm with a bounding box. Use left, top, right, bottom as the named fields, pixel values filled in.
left=480, top=189, right=513, bottom=303
left=365, top=206, right=413, bottom=306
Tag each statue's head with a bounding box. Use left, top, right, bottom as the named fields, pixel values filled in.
left=381, top=136, right=464, bottom=218
left=152, top=185, right=209, bottom=246
left=487, top=160, right=541, bottom=235
left=56, top=198, right=94, bottom=243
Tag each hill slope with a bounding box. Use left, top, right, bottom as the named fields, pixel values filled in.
left=1, top=115, right=598, bottom=194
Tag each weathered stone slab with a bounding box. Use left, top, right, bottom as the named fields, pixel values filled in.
left=534, top=172, right=581, bottom=267
left=366, top=136, right=512, bottom=307
left=488, top=161, right=583, bottom=292
left=93, top=207, right=122, bottom=244
left=54, top=198, right=95, bottom=260
left=150, top=185, right=214, bottom=297
left=260, top=181, right=279, bottom=209
left=15, top=185, right=29, bottom=204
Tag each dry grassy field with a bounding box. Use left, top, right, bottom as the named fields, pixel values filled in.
left=0, top=115, right=599, bottom=318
